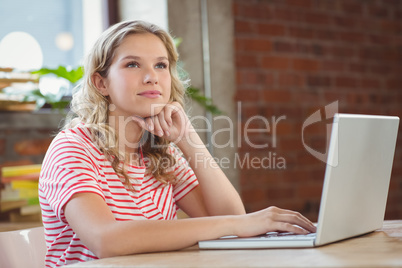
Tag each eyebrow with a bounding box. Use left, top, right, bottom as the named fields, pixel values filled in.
left=120, top=55, right=168, bottom=61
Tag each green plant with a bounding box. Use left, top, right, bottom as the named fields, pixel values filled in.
left=32, top=65, right=83, bottom=84
left=26, top=66, right=83, bottom=110
left=186, top=87, right=222, bottom=115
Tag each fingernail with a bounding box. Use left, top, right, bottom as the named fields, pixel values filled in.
left=158, top=130, right=164, bottom=137
left=165, top=130, right=170, bottom=136
left=148, top=124, right=154, bottom=131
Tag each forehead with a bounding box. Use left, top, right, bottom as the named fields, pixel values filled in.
left=114, top=33, right=168, bottom=59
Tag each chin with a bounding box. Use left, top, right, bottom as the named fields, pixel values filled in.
left=136, top=107, right=164, bottom=118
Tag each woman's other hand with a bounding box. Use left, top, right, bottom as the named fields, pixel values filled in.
left=233, top=206, right=317, bottom=238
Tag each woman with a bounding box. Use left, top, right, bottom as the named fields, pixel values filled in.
left=39, top=20, right=315, bottom=267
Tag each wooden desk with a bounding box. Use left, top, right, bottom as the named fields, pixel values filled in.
left=66, top=220, right=402, bottom=268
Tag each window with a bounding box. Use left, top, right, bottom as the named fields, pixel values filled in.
left=0, top=0, right=86, bottom=70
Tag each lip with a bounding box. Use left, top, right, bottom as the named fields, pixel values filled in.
left=137, top=90, right=161, bottom=99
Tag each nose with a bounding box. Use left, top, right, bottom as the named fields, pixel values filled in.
left=143, top=67, right=158, bottom=85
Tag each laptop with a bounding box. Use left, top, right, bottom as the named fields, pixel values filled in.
left=199, top=113, right=400, bottom=249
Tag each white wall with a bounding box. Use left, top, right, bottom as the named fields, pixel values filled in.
left=119, top=0, right=168, bottom=30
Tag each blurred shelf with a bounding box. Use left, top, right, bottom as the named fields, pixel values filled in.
left=0, top=221, right=42, bottom=232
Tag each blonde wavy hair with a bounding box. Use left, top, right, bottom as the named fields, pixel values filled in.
left=64, top=20, right=187, bottom=188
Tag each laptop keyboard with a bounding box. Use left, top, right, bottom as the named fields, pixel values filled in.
left=260, top=232, right=317, bottom=240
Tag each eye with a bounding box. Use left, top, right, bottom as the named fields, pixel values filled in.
left=155, top=62, right=168, bottom=69
left=127, top=61, right=139, bottom=68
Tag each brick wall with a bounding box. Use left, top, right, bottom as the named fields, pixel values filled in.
left=233, top=0, right=402, bottom=220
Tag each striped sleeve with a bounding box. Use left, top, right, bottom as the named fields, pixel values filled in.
left=40, top=131, right=105, bottom=223
left=169, top=144, right=199, bottom=201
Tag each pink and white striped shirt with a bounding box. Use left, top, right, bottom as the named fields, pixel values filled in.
left=39, top=124, right=198, bottom=267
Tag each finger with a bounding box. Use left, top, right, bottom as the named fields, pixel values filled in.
left=268, top=207, right=316, bottom=233
left=131, top=116, right=147, bottom=130
left=152, top=116, right=164, bottom=137
left=169, top=102, right=184, bottom=122
left=163, top=103, right=174, bottom=127
left=282, top=210, right=316, bottom=233
left=273, top=212, right=315, bottom=234
left=157, top=110, right=170, bottom=137
left=272, top=221, right=309, bottom=235
left=144, top=117, right=155, bottom=133
left=169, top=102, right=190, bottom=135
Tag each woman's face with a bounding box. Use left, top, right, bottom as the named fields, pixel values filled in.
left=101, top=33, right=172, bottom=118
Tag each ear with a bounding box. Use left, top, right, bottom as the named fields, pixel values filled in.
left=92, top=72, right=109, bottom=96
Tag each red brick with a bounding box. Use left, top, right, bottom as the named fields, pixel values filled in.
left=349, top=63, right=367, bottom=73
left=370, top=64, right=392, bottom=75
left=313, top=0, right=340, bottom=11
left=335, top=76, right=359, bottom=88
left=236, top=38, right=272, bottom=52
left=266, top=186, right=296, bottom=200
left=234, top=20, right=255, bottom=34
left=14, top=138, right=53, bottom=156
left=292, top=58, right=319, bottom=72
left=238, top=105, right=260, bottom=121
left=237, top=71, right=261, bottom=86
left=394, top=9, right=402, bottom=20
left=281, top=169, right=314, bottom=185
left=273, top=7, right=304, bottom=22
left=233, top=2, right=272, bottom=19
left=323, top=91, right=342, bottom=104
left=302, top=119, right=328, bottom=137
left=321, top=60, right=346, bottom=72
left=286, top=0, right=313, bottom=8
left=235, top=89, right=261, bottom=102
left=330, top=46, right=356, bottom=58
left=369, top=34, right=393, bottom=45
left=288, top=26, right=314, bottom=39
left=0, top=139, right=4, bottom=155
left=346, top=92, right=369, bottom=105
left=384, top=48, right=402, bottom=62
left=341, top=1, right=364, bottom=15
left=279, top=139, right=304, bottom=155
left=274, top=122, right=296, bottom=137
left=262, top=73, right=275, bottom=86
left=358, top=47, right=383, bottom=61
left=274, top=41, right=295, bottom=53
left=339, top=32, right=367, bottom=43
left=257, top=23, right=286, bottom=37
left=369, top=5, right=390, bottom=18
left=242, top=188, right=266, bottom=203
left=278, top=73, right=304, bottom=87
left=295, top=150, right=324, bottom=166
left=262, top=90, right=292, bottom=103
left=334, top=15, right=359, bottom=29
left=386, top=78, right=402, bottom=90
left=381, top=20, right=402, bottom=34
left=298, top=183, right=323, bottom=199
left=235, top=54, right=259, bottom=68
left=292, top=90, right=321, bottom=104
left=241, top=135, right=272, bottom=151
left=361, top=78, right=381, bottom=89
left=316, top=29, right=339, bottom=41
left=275, top=106, right=304, bottom=120
left=307, top=75, right=332, bottom=87
left=304, top=11, right=331, bottom=25
left=262, top=56, right=290, bottom=70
